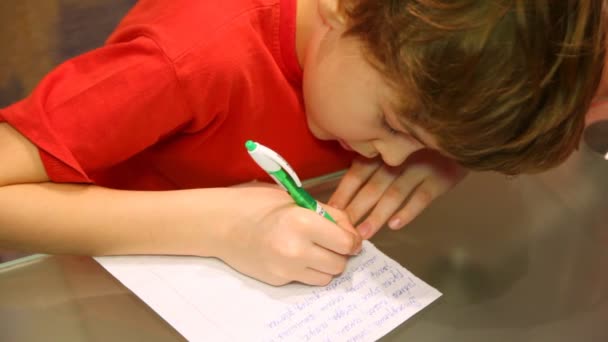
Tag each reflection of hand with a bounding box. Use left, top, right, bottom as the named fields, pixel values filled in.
left=586, top=99, right=608, bottom=126
left=328, top=150, right=467, bottom=239
left=219, top=186, right=362, bottom=286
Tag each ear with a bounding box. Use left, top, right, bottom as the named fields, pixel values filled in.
left=318, top=0, right=347, bottom=29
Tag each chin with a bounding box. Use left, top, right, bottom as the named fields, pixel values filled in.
left=311, top=130, right=332, bottom=141
left=306, top=119, right=332, bottom=140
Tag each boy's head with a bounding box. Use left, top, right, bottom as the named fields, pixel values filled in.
left=300, top=0, right=606, bottom=174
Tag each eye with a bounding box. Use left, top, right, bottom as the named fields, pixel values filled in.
left=382, top=118, right=398, bottom=135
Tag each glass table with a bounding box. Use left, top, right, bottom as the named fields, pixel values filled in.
left=1, top=145, right=607, bottom=342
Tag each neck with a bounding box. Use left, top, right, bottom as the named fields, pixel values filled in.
left=295, top=0, right=319, bottom=68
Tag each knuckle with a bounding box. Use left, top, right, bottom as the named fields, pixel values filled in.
left=364, top=178, right=385, bottom=194
left=271, top=235, right=303, bottom=259
left=363, top=214, right=381, bottom=230
left=338, top=234, right=356, bottom=254
left=293, top=212, right=314, bottom=227
left=383, top=185, right=404, bottom=201
left=279, top=243, right=303, bottom=259
left=414, top=188, right=434, bottom=206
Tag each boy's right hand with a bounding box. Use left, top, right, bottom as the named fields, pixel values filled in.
left=217, top=185, right=362, bottom=287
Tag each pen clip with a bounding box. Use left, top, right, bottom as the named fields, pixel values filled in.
left=251, top=142, right=303, bottom=187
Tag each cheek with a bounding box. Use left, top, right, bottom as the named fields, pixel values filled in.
left=303, top=67, right=336, bottom=113
left=302, top=66, right=379, bottom=140
left=302, top=73, right=333, bottom=139
left=303, top=71, right=337, bottom=115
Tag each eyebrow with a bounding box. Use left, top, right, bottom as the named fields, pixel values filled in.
left=401, top=123, right=425, bottom=145
left=387, top=112, right=427, bottom=147
left=382, top=101, right=431, bottom=147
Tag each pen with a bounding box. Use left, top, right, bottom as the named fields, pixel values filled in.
left=245, top=140, right=336, bottom=223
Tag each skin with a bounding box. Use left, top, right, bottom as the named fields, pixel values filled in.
left=0, top=0, right=373, bottom=288
left=298, top=0, right=466, bottom=239
left=0, top=122, right=361, bottom=286
left=301, top=0, right=605, bottom=239
left=0, top=0, right=602, bottom=286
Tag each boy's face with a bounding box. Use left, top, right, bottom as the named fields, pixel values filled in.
left=301, top=19, right=439, bottom=166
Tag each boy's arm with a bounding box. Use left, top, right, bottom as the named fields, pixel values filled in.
left=0, top=122, right=225, bottom=256
left=0, top=123, right=361, bottom=286
left=0, top=123, right=49, bottom=186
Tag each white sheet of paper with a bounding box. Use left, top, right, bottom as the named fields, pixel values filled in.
left=95, top=241, right=441, bottom=342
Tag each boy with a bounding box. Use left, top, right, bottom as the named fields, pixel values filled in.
left=0, top=0, right=604, bottom=286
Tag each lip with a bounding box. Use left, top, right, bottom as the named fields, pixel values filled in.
left=337, top=139, right=353, bottom=151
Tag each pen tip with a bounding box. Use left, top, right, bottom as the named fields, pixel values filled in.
left=245, top=140, right=257, bottom=151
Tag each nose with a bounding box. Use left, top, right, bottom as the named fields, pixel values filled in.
left=361, top=150, right=379, bottom=159
left=377, top=137, right=425, bottom=166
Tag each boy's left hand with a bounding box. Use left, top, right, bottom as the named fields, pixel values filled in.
left=328, top=149, right=467, bottom=239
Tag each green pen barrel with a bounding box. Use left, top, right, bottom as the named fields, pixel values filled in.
left=270, top=169, right=336, bottom=223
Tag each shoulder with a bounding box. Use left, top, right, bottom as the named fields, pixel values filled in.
left=106, top=0, right=281, bottom=60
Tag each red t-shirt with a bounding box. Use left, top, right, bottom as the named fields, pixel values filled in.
left=0, top=0, right=354, bottom=190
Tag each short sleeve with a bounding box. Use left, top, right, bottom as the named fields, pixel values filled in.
left=0, top=36, right=192, bottom=183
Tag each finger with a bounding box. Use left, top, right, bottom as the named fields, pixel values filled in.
left=295, top=268, right=335, bottom=286
left=328, top=157, right=382, bottom=209
left=323, top=206, right=363, bottom=254
left=345, top=165, right=400, bottom=224
left=324, top=205, right=359, bottom=236
left=357, top=165, right=428, bottom=239
left=307, top=211, right=361, bottom=256
left=305, top=245, right=349, bottom=275
left=389, top=179, right=446, bottom=229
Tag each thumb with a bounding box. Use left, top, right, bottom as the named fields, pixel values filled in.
left=324, top=204, right=363, bottom=254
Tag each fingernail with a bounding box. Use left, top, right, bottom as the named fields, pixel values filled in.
left=358, top=222, right=372, bottom=239
left=388, top=218, right=402, bottom=230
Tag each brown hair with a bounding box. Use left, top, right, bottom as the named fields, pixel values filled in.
left=341, top=0, right=606, bottom=174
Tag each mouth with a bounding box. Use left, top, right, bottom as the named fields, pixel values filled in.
left=337, top=139, right=353, bottom=151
